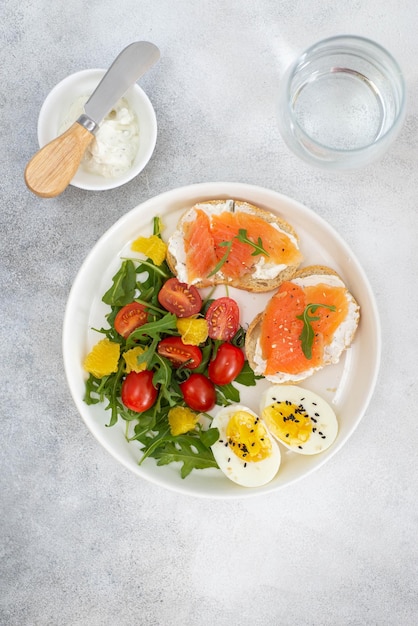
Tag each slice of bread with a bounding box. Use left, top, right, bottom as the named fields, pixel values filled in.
left=166, top=199, right=303, bottom=292
left=245, top=265, right=360, bottom=383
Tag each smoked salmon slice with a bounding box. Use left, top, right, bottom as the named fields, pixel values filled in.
left=183, top=209, right=217, bottom=283
left=260, top=280, right=349, bottom=376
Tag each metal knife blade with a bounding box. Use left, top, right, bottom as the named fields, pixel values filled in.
left=78, top=41, right=160, bottom=132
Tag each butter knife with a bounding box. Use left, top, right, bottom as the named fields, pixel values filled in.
left=24, top=41, right=160, bottom=198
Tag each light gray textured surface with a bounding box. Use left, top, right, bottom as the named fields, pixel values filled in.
left=1, top=1, right=418, bottom=624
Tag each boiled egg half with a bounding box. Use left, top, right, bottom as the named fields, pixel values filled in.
left=211, top=405, right=281, bottom=487
left=260, top=385, right=338, bottom=455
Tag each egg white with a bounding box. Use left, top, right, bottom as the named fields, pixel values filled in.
left=211, top=405, right=281, bottom=487
left=260, top=386, right=338, bottom=455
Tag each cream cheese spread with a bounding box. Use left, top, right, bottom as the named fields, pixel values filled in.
left=59, top=96, right=139, bottom=178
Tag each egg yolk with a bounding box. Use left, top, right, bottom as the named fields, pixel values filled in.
left=226, top=411, right=272, bottom=462
left=262, top=402, right=312, bottom=447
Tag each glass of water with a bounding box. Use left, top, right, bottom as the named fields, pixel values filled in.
left=277, top=35, right=406, bottom=169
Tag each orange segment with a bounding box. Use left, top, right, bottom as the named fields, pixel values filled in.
left=260, top=281, right=348, bottom=375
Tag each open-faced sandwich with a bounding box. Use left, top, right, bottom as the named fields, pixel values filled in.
left=166, top=199, right=303, bottom=292
left=245, top=265, right=360, bottom=382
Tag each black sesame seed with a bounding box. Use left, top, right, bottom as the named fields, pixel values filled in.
left=244, top=463, right=247, bottom=468
left=298, top=445, right=303, bottom=449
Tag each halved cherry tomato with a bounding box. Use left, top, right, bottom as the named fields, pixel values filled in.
left=157, top=336, right=202, bottom=369
left=205, top=297, right=240, bottom=341
left=121, top=370, right=158, bottom=413
left=208, top=343, right=245, bottom=385
left=180, top=374, right=216, bottom=412
left=114, top=302, right=148, bottom=338
left=158, top=277, right=202, bottom=318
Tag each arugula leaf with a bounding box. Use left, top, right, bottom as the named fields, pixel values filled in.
left=131, top=257, right=169, bottom=279
left=296, top=303, right=337, bottom=359
left=231, top=326, right=246, bottom=348
left=152, top=435, right=219, bottom=478
left=129, top=404, right=172, bottom=444
left=151, top=353, right=173, bottom=386
left=102, top=260, right=137, bottom=306
left=199, top=427, right=220, bottom=448
left=207, top=228, right=269, bottom=277
left=215, top=382, right=241, bottom=406
left=235, top=229, right=269, bottom=257
left=84, top=359, right=125, bottom=427
left=151, top=353, right=182, bottom=407
left=207, top=241, right=233, bottom=277
left=234, top=360, right=260, bottom=386
left=83, top=375, right=102, bottom=405
left=126, top=313, right=178, bottom=347
left=152, top=216, right=164, bottom=237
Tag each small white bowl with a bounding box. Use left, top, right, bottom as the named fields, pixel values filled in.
left=37, top=69, right=158, bottom=191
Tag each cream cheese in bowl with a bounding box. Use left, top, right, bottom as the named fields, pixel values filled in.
left=59, top=96, right=140, bottom=178
left=37, top=68, right=158, bottom=191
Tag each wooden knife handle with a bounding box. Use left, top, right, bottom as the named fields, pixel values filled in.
left=24, top=122, right=94, bottom=198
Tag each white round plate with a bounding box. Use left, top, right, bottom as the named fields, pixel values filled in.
left=63, top=182, right=381, bottom=498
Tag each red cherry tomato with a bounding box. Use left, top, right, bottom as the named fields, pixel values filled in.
left=205, top=297, right=240, bottom=341
left=158, top=277, right=202, bottom=318
left=180, top=374, right=216, bottom=412
left=157, top=336, right=202, bottom=369
left=121, top=370, right=158, bottom=413
left=114, top=302, right=148, bottom=338
left=208, top=343, right=245, bottom=385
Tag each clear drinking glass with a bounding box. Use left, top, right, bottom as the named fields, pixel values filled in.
left=277, top=35, right=406, bottom=169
